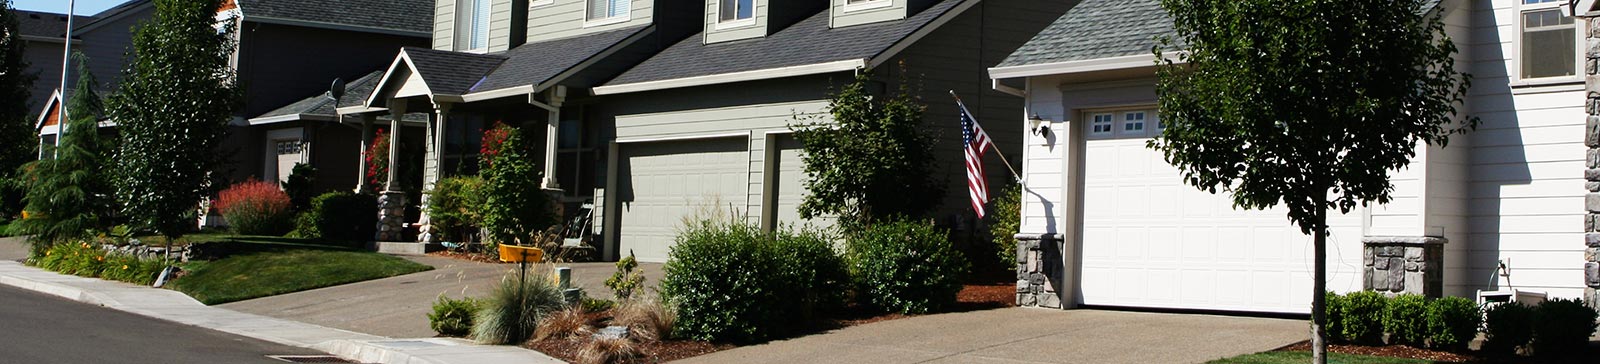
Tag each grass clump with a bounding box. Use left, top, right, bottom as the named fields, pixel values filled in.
left=168, top=249, right=431, bottom=304
left=473, top=266, right=567, bottom=345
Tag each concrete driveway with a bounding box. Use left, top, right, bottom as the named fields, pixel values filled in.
left=676, top=308, right=1306, bottom=364
left=222, top=255, right=664, bottom=338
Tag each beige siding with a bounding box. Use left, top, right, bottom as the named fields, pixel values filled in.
left=435, top=0, right=456, bottom=50
left=703, top=0, right=767, bottom=43
left=831, top=0, right=905, bottom=28
left=527, top=0, right=654, bottom=43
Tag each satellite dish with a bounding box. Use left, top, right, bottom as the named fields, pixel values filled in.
left=329, top=78, right=346, bottom=100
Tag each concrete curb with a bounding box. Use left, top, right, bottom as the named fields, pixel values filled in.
left=0, top=261, right=563, bottom=364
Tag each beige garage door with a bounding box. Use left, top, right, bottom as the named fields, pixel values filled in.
left=768, top=134, right=833, bottom=231
left=616, top=137, right=748, bottom=262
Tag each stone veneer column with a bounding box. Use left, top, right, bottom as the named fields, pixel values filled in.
left=376, top=101, right=408, bottom=242
left=1362, top=236, right=1445, bottom=298
left=1015, top=233, right=1064, bottom=308
left=1583, top=14, right=1600, bottom=308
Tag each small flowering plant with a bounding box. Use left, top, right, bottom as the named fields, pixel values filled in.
left=215, top=179, right=294, bottom=235
left=365, top=128, right=390, bottom=192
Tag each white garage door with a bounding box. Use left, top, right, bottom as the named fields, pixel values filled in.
left=617, top=137, right=748, bottom=263
left=1079, top=109, right=1362, bottom=314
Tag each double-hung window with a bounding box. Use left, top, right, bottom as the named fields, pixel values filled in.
left=719, top=0, right=754, bottom=23
left=1519, top=0, right=1577, bottom=80
left=456, top=0, right=491, bottom=51
left=587, top=0, right=630, bottom=22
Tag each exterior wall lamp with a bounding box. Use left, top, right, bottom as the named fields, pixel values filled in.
left=1029, top=114, right=1052, bottom=138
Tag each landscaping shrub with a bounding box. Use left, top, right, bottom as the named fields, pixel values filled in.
left=479, top=122, right=557, bottom=246
left=773, top=226, right=850, bottom=318
left=847, top=218, right=968, bottom=314
left=533, top=307, right=591, bottom=341
left=282, top=163, right=316, bottom=212
left=424, top=176, right=486, bottom=242
left=1383, top=294, right=1430, bottom=345
left=580, top=297, right=615, bottom=313
left=295, top=192, right=378, bottom=244
left=429, top=295, right=480, bottom=337
left=216, top=179, right=293, bottom=236
left=1530, top=298, right=1599, bottom=357
left=604, top=251, right=646, bottom=300
left=473, top=267, right=568, bottom=345
left=1424, top=296, right=1481, bottom=350
left=31, top=240, right=168, bottom=286
left=987, top=183, right=1023, bottom=270
left=1482, top=302, right=1535, bottom=356
left=613, top=295, right=676, bottom=342
left=659, top=219, right=843, bottom=343
left=1340, top=290, right=1388, bottom=345
left=1323, top=291, right=1347, bottom=342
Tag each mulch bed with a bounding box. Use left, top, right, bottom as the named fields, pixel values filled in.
left=426, top=250, right=504, bottom=264
left=1276, top=340, right=1474, bottom=362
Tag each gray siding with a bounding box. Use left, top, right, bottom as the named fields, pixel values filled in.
left=703, top=0, right=767, bottom=44
left=235, top=22, right=428, bottom=118
left=528, top=0, right=654, bottom=42
left=434, top=0, right=455, bottom=50
left=831, top=0, right=906, bottom=28
left=22, top=40, right=64, bottom=115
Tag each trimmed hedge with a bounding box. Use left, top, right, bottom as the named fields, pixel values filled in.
left=1324, top=291, right=1347, bottom=342
left=1530, top=298, right=1599, bottom=357
left=847, top=218, right=969, bottom=315
left=294, top=192, right=377, bottom=246
left=1340, top=291, right=1388, bottom=345
left=1483, top=301, right=1535, bottom=356
left=1383, top=294, right=1429, bottom=345
left=1424, top=296, right=1481, bottom=350
left=660, top=219, right=846, bottom=343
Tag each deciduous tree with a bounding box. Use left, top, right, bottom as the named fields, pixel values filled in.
left=790, top=72, right=940, bottom=229
left=0, top=0, right=38, bottom=218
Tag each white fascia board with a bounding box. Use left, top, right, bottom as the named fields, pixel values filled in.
left=337, top=105, right=387, bottom=115
left=38, top=124, right=59, bottom=136
left=462, top=85, right=535, bottom=103
left=34, top=90, right=62, bottom=129
left=592, top=59, right=867, bottom=96
left=615, top=132, right=750, bottom=144
left=463, top=26, right=656, bottom=102
left=248, top=114, right=336, bottom=125
left=987, top=52, right=1185, bottom=80
left=365, top=53, right=425, bottom=108
left=246, top=16, right=429, bottom=38
left=867, top=0, right=979, bottom=69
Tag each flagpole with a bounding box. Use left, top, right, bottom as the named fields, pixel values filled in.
left=55, top=0, right=76, bottom=149
left=949, top=90, right=1022, bottom=183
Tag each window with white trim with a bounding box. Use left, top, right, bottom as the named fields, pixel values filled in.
left=588, top=0, right=630, bottom=21
left=1090, top=113, right=1114, bottom=135
left=456, top=0, right=491, bottom=51
left=720, top=0, right=754, bottom=22
left=1121, top=112, right=1146, bottom=134
left=1518, top=0, right=1577, bottom=80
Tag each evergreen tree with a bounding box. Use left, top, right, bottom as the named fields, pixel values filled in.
left=17, top=52, right=116, bottom=247
left=0, top=0, right=39, bottom=218
left=110, top=0, right=240, bottom=243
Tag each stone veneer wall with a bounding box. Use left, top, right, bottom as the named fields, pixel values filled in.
left=1362, top=236, right=1445, bottom=298
left=1585, top=13, right=1600, bottom=309
left=376, top=191, right=407, bottom=242
left=1016, top=233, right=1064, bottom=308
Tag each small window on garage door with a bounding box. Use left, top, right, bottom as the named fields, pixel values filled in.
left=1085, top=107, right=1159, bottom=139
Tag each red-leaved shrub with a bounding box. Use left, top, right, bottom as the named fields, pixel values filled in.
left=216, top=179, right=294, bottom=236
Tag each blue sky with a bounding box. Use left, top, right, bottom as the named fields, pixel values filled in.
left=13, top=0, right=128, bottom=15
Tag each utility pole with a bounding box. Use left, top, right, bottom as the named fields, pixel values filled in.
left=55, top=0, right=75, bottom=148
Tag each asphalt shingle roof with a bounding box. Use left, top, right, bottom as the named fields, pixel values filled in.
left=237, top=0, right=432, bottom=35
left=472, top=25, right=649, bottom=92
left=605, top=0, right=964, bottom=86
left=401, top=47, right=508, bottom=96
left=256, top=70, right=427, bottom=122
left=13, top=9, right=93, bottom=38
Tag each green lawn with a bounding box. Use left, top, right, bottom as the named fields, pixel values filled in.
left=169, top=247, right=432, bottom=305
left=1209, top=351, right=1437, bottom=364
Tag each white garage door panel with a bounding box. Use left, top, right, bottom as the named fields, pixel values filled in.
left=618, top=138, right=748, bottom=263
left=1080, top=133, right=1362, bottom=314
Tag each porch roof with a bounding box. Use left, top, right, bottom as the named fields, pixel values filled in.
left=251, top=70, right=426, bottom=125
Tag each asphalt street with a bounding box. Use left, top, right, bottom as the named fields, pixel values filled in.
left=0, top=284, right=327, bottom=364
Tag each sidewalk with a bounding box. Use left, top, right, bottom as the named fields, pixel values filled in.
left=0, top=238, right=563, bottom=364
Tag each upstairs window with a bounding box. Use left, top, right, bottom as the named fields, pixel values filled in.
left=587, top=0, right=630, bottom=22
left=1519, top=0, right=1577, bottom=80
left=456, top=0, right=491, bottom=51
left=719, top=0, right=754, bottom=22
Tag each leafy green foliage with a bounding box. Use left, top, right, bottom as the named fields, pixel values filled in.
left=847, top=218, right=968, bottom=314
left=659, top=219, right=846, bottom=343
left=111, top=0, right=242, bottom=240
left=789, top=72, right=940, bottom=229
left=17, top=53, right=118, bottom=247
left=169, top=248, right=431, bottom=305
left=424, top=176, right=486, bottom=242
left=1323, top=291, right=1346, bottom=342
left=1529, top=298, right=1599, bottom=358
left=30, top=240, right=169, bottom=286
left=428, top=295, right=481, bottom=337
left=0, top=0, right=38, bottom=219
left=580, top=296, right=615, bottom=313
left=479, top=123, right=555, bottom=245
left=1423, top=296, right=1480, bottom=350
left=1382, top=294, right=1429, bottom=345
left=292, top=192, right=378, bottom=245
left=1339, top=291, right=1387, bottom=345
left=604, top=251, right=646, bottom=300
left=987, top=183, right=1022, bottom=270
left=1482, top=302, right=1534, bottom=356
left=281, top=163, right=316, bottom=212
left=472, top=267, right=568, bottom=345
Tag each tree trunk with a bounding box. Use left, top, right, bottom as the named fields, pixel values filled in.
left=1311, top=207, right=1329, bottom=364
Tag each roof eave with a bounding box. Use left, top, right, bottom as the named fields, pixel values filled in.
left=988, top=52, right=1185, bottom=80
left=593, top=59, right=866, bottom=96
left=246, top=16, right=429, bottom=38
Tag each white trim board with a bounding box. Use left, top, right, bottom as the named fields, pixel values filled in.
left=988, top=52, right=1186, bottom=80
left=614, top=132, right=751, bottom=144
left=593, top=59, right=866, bottom=95
left=249, top=113, right=337, bottom=125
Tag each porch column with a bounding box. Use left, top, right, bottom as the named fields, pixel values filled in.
left=416, top=102, right=451, bottom=243
left=541, top=86, right=566, bottom=189
left=356, top=114, right=375, bottom=192
left=376, top=100, right=409, bottom=242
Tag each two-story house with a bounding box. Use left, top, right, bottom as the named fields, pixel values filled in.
left=994, top=0, right=1600, bottom=313
left=347, top=0, right=1071, bottom=259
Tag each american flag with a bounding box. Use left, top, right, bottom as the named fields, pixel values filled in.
left=959, top=99, right=993, bottom=218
